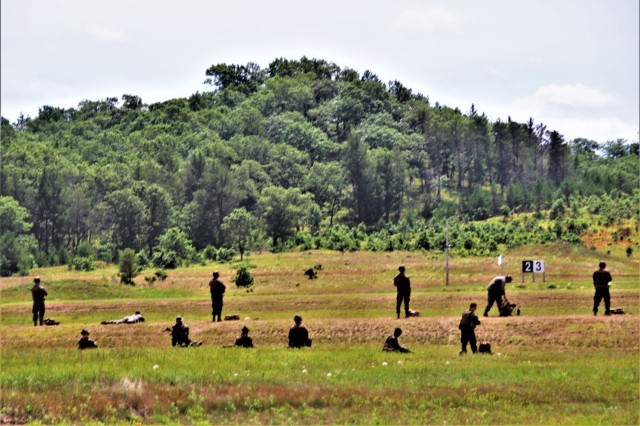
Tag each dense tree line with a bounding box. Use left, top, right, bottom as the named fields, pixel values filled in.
left=1, top=57, right=638, bottom=276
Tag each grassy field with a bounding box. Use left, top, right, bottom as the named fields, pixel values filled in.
left=1, top=243, right=639, bottom=424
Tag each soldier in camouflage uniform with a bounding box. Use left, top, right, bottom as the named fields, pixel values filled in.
left=394, top=266, right=411, bottom=319
left=483, top=275, right=512, bottom=317
left=459, top=303, right=481, bottom=354
left=235, top=326, right=254, bottom=348
left=209, top=271, right=226, bottom=322
left=288, top=315, right=312, bottom=348
left=383, top=327, right=410, bottom=353
left=593, top=261, right=613, bottom=316
left=169, top=316, right=201, bottom=347
left=78, top=329, right=98, bottom=349
left=31, top=277, right=48, bottom=326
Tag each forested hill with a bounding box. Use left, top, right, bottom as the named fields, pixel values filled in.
left=1, top=57, right=638, bottom=276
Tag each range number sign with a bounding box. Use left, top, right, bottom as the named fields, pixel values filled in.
left=522, top=260, right=545, bottom=282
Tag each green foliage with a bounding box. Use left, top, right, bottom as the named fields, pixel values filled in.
left=118, top=248, right=141, bottom=285
left=221, top=207, right=256, bottom=261
left=69, top=241, right=95, bottom=271
left=136, top=250, right=150, bottom=268
left=152, top=228, right=196, bottom=269
left=0, top=197, right=36, bottom=276
left=1, top=57, right=637, bottom=264
left=232, top=265, right=254, bottom=287
left=215, top=247, right=236, bottom=263
left=549, top=198, right=566, bottom=220
left=258, top=186, right=312, bottom=250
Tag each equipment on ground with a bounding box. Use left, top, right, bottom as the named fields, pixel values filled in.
left=499, top=298, right=520, bottom=317
left=478, top=341, right=492, bottom=354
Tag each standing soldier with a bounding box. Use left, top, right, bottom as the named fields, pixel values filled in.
left=483, top=275, right=512, bottom=317
left=209, top=271, right=226, bottom=322
left=593, top=261, right=612, bottom=316
left=459, top=303, right=481, bottom=354
left=31, top=276, right=48, bottom=326
left=394, top=265, right=411, bottom=319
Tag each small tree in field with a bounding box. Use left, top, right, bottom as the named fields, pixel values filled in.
left=232, top=265, right=254, bottom=287
left=118, top=248, right=141, bottom=285
left=222, top=208, right=256, bottom=261
left=152, top=228, right=196, bottom=269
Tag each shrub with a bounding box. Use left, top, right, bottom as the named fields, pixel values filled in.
left=216, top=247, right=236, bottom=263
left=232, top=265, right=254, bottom=287
left=550, top=199, right=566, bottom=220
left=118, top=248, right=142, bottom=285
left=155, top=270, right=168, bottom=281
left=202, top=245, right=217, bottom=261
left=70, top=256, right=95, bottom=271
left=152, top=250, right=179, bottom=269
left=152, top=228, right=196, bottom=269
left=94, top=241, right=117, bottom=263
left=136, top=250, right=150, bottom=268
left=0, top=234, right=35, bottom=276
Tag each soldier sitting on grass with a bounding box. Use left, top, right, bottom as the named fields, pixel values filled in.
left=288, top=315, right=312, bottom=348
left=383, top=327, right=410, bottom=353
left=235, top=326, right=254, bottom=348
left=167, top=316, right=202, bottom=347
left=78, top=329, right=98, bottom=350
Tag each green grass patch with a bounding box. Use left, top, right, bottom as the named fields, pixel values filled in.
left=1, top=346, right=637, bottom=424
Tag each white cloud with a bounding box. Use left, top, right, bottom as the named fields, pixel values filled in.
left=393, top=5, right=462, bottom=33
left=86, top=24, right=128, bottom=42
left=514, top=84, right=616, bottom=114
left=542, top=116, right=638, bottom=143
left=1, top=77, right=73, bottom=100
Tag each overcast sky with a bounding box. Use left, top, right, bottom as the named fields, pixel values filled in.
left=2, top=0, right=638, bottom=143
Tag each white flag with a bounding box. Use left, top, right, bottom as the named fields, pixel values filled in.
left=497, top=254, right=503, bottom=266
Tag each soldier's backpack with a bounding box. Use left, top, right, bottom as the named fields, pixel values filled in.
left=224, top=314, right=240, bottom=321
left=458, top=311, right=471, bottom=329
left=478, top=341, right=492, bottom=354
left=43, top=318, right=59, bottom=326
